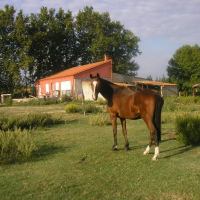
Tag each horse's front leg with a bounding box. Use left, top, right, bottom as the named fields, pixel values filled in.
left=120, top=118, right=130, bottom=150
left=110, top=114, right=118, bottom=151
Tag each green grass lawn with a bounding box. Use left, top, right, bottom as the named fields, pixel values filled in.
left=0, top=105, right=200, bottom=199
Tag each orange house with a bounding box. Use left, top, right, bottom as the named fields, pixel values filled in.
left=35, top=55, right=112, bottom=99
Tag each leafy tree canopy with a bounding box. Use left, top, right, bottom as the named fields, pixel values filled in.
left=0, top=5, right=141, bottom=94
left=167, top=44, right=200, bottom=94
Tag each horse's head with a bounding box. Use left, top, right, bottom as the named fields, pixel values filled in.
left=90, top=73, right=100, bottom=101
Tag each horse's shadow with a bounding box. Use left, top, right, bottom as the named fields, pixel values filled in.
left=117, top=139, right=198, bottom=159
left=159, top=139, right=197, bottom=159
left=31, top=144, right=72, bottom=163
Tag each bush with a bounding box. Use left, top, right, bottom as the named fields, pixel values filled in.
left=0, top=127, right=37, bottom=163
left=61, top=94, right=71, bottom=103
left=175, top=115, right=200, bottom=145
left=97, top=98, right=107, bottom=105
left=79, top=104, right=102, bottom=114
left=26, top=98, right=57, bottom=106
left=89, top=113, right=111, bottom=126
left=0, top=112, right=62, bottom=131
left=65, top=104, right=78, bottom=113
left=71, top=99, right=83, bottom=104
left=5, top=97, right=12, bottom=106
left=161, top=112, right=177, bottom=124
left=163, top=101, right=177, bottom=112
left=174, top=96, right=200, bottom=104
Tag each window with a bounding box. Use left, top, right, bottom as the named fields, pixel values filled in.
left=61, top=81, right=71, bottom=95
left=55, top=82, right=59, bottom=90
left=46, top=84, right=49, bottom=93
left=61, top=81, right=71, bottom=90
left=38, top=85, right=41, bottom=95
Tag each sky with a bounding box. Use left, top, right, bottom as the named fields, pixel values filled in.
left=1, top=0, right=200, bottom=80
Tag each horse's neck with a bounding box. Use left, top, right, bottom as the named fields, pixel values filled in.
left=99, top=79, right=114, bottom=100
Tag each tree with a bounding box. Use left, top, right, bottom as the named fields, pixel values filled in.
left=15, top=9, right=34, bottom=91
left=29, top=7, right=76, bottom=81
left=0, top=5, right=141, bottom=94
left=147, top=75, right=153, bottom=81
left=75, top=6, right=141, bottom=75
left=167, top=44, right=200, bottom=93
left=0, top=5, right=20, bottom=94
left=155, top=75, right=170, bottom=82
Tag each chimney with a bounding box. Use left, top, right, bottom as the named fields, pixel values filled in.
left=104, top=54, right=109, bottom=61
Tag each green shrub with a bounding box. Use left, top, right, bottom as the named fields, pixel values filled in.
left=164, top=96, right=200, bottom=106
left=84, top=100, right=95, bottom=105
left=5, top=97, right=12, bottom=106
left=0, top=127, right=37, bottom=163
left=163, top=101, right=177, bottom=112
left=26, top=98, right=57, bottom=106
left=26, top=99, right=39, bottom=106
left=61, top=94, right=71, bottom=103
left=175, top=114, right=200, bottom=145
left=0, top=112, right=62, bottom=131
left=79, top=104, right=102, bottom=114
left=194, top=96, right=200, bottom=103
left=71, top=99, right=83, bottom=104
left=161, top=112, right=177, bottom=124
left=65, top=104, right=78, bottom=113
left=89, top=113, right=111, bottom=126
left=97, top=98, right=107, bottom=105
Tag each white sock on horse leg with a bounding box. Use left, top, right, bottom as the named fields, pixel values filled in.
left=143, top=145, right=150, bottom=155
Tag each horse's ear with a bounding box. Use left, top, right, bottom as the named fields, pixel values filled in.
left=97, top=73, right=100, bottom=78
left=90, top=74, right=93, bottom=79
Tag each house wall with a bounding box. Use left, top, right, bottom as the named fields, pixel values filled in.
left=36, top=76, right=74, bottom=97
left=74, top=61, right=112, bottom=98
left=36, top=60, right=112, bottom=97
left=82, top=81, right=104, bottom=100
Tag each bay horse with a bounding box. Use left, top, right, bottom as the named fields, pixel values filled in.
left=90, top=73, right=164, bottom=161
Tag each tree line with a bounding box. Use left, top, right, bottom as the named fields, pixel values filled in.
left=147, top=44, right=200, bottom=95
left=167, top=44, right=200, bottom=95
left=0, top=5, right=141, bottom=94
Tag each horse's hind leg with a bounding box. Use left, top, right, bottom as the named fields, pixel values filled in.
left=120, top=118, right=130, bottom=150
left=152, top=130, right=159, bottom=161
left=143, top=120, right=159, bottom=160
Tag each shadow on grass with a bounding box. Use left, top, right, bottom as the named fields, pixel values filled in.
left=160, top=139, right=196, bottom=159
left=31, top=144, right=70, bottom=162
left=0, top=145, right=70, bottom=166
left=112, top=144, right=147, bottom=151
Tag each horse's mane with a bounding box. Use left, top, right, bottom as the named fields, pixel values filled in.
left=100, top=78, right=116, bottom=86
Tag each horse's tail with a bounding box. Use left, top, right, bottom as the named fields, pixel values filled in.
left=154, top=94, right=164, bottom=141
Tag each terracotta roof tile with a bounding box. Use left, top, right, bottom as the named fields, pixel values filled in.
left=39, top=59, right=112, bottom=80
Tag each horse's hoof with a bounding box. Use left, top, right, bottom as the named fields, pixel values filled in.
left=111, top=146, right=118, bottom=151
left=152, top=157, right=158, bottom=161
left=124, top=146, right=130, bottom=151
